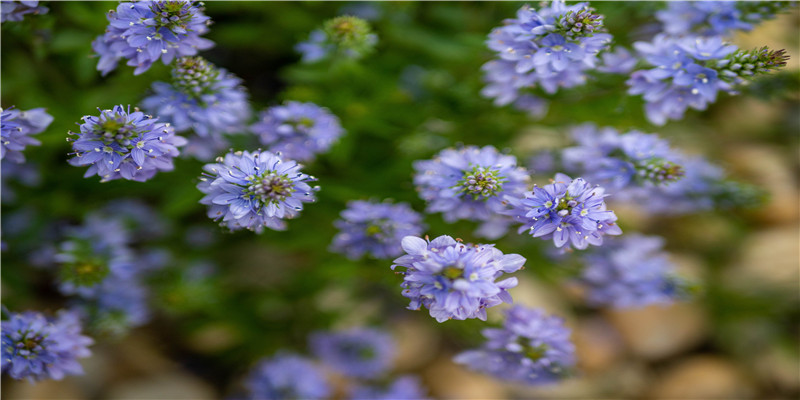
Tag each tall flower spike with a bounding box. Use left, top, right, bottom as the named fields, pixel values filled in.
left=1, top=106, right=53, bottom=163
left=197, top=150, right=319, bottom=233
left=391, top=235, right=525, bottom=323
left=482, top=1, right=612, bottom=116
left=454, top=306, right=575, bottom=385
left=142, top=56, right=251, bottom=161
left=244, top=353, right=331, bottom=400
left=309, top=328, right=395, bottom=379
left=251, top=101, right=344, bottom=163
left=2, top=310, right=93, bottom=382
left=67, top=105, right=187, bottom=182
left=296, top=15, right=378, bottom=62
left=331, top=200, right=426, bottom=260
left=413, top=145, right=529, bottom=239
left=580, top=234, right=685, bottom=308
left=92, top=0, right=214, bottom=76
left=505, top=173, right=621, bottom=250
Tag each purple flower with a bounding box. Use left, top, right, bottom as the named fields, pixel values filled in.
left=245, top=353, right=330, bottom=400
left=296, top=30, right=333, bottom=63
left=142, top=56, right=251, bottom=160
left=655, top=1, right=790, bottom=37
left=1, top=1, right=48, bottom=23
left=597, top=47, right=638, bottom=74
left=67, top=105, right=187, bottom=182
left=251, top=101, right=344, bottom=162
left=2, top=309, right=93, bottom=382
left=482, top=2, right=611, bottom=114
left=92, top=0, right=213, bottom=76
left=580, top=234, right=681, bottom=308
left=197, top=150, right=319, bottom=233
left=453, top=306, right=575, bottom=385
left=349, top=375, right=430, bottom=400
left=310, top=328, right=394, bottom=378
left=505, top=173, right=621, bottom=250
left=391, top=235, right=525, bottom=322
left=413, top=145, right=529, bottom=238
left=331, top=200, right=426, bottom=260
left=1, top=106, right=53, bottom=163
left=296, top=16, right=378, bottom=63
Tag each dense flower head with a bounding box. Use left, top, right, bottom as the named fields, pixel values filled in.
left=251, top=101, right=344, bottom=162
left=244, top=353, right=330, bottom=400
left=482, top=1, right=612, bottom=114
left=656, top=1, right=793, bottom=37
left=580, top=234, right=682, bottom=308
left=391, top=235, right=525, bottom=322
left=92, top=0, right=214, bottom=76
left=0, top=1, right=48, bottom=22
left=142, top=56, right=251, bottom=160
left=67, top=105, right=187, bottom=182
left=2, top=309, right=93, bottom=382
left=296, top=15, right=378, bottom=62
left=454, top=306, right=575, bottom=385
left=505, top=173, right=621, bottom=250
left=627, top=34, right=788, bottom=125
left=1, top=106, right=53, bottom=163
left=310, top=328, right=395, bottom=378
left=198, top=150, right=319, bottom=232
left=597, top=46, right=638, bottom=74
left=331, top=200, right=426, bottom=260
left=561, top=124, right=685, bottom=192
left=350, top=376, right=430, bottom=400
left=413, top=145, right=529, bottom=235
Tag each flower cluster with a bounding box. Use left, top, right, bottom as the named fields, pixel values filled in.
left=561, top=124, right=685, bottom=191
left=628, top=35, right=789, bottom=125
left=331, top=200, right=426, bottom=260
left=309, top=328, right=394, bottom=378
left=392, top=235, right=525, bottom=322
left=506, top=173, right=621, bottom=250
left=2, top=310, right=93, bottom=382
left=92, top=0, right=213, bottom=76
left=197, top=150, right=319, bottom=232
left=142, top=56, right=251, bottom=160
left=0, top=1, right=48, bottom=23
left=296, top=15, right=378, bottom=63
left=350, top=376, right=430, bottom=400
left=413, top=145, right=529, bottom=238
left=454, top=306, right=575, bottom=385
left=54, top=214, right=151, bottom=331
left=580, top=235, right=682, bottom=308
left=1, top=106, right=53, bottom=163
left=656, top=1, right=793, bottom=37
left=250, top=101, right=344, bottom=162
left=68, top=105, right=187, bottom=182
left=482, top=1, right=611, bottom=114
left=244, top=353, right=330, bottom=400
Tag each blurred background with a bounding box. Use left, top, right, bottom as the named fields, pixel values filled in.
left=1, top=1, right=798, bottom=399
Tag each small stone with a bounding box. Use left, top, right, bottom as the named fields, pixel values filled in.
left=105, top=373, right=216, bottom=399
left=573, top=316, right=624, bottom=373
left=727, top=226, right=798, bottom=291
left=424, top=354, right=506, bottom=399
left=648, top=356, right=756, bottom=398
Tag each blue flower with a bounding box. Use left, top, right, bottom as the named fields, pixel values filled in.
left=349, top=375, right=430, bottom=400
left=391, top=235, right=525, bottom=323
left=2, top=309, right=93, bottom=382
left=309, top=328, right=394, bottom=378
left=453, top=306, right=575, bottom=385
left=597, top=47, right=638, bottom=74
left=296, top=30, right=332, bottom=63
left=482, top=2, right=611, bottom=114
left=251, top=101, right=344, bottom=162
left=413, top=145, right=529, bottom=238
left=331, top=200, right=426, bottom=260
left=505, top=173, right=621, bottom=250
left=580, top=234, right=681, bottom=308
left=68, top=105, right=187, bottom=182
left=561, top=124, right=685, bottom=192
left=1, top=1, right=48, bottom=23
left=296, top=16, right=378, bottom=63
left=245, top=353, right=330, bottom=400
left=198, top=150, right=319, bottom=233
left=1, top=106, right=53, bottom=163
left=142, top=56, right=251, bottom=160
left=92, top=0, right=213, bottom=76
left=655, top=1, right=791, bottom=37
